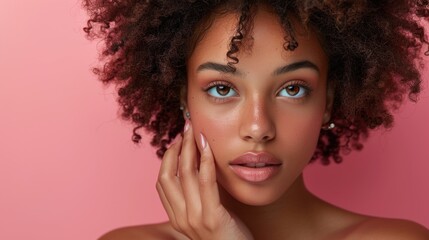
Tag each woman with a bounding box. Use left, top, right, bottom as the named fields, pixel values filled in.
left=83, top=0, right=429, bottom=239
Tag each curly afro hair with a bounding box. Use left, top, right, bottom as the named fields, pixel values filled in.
left=83, top=0, right=429, bottom=164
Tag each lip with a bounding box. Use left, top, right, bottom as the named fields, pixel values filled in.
left=229, top=152, right=282, bottom=183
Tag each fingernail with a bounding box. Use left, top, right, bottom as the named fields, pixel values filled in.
left=184, top=120, right=190, bottom=132
left=200, top=132, right=207, bottom=150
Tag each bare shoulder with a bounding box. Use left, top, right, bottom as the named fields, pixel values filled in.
left=345, top=217, right=429, bottom=240
left=311, top=194, right=429, bottom=240
left=98, top=222, right=189, bottom=240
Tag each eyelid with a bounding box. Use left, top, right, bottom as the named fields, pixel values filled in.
left=202, top=80, right=239, bottom=103
left=202, top=80, right=237, bottom=92
left=277, top=79, right=312, bottom=97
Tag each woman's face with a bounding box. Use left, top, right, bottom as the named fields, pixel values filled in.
left=186, top=6, right=331, bottom=206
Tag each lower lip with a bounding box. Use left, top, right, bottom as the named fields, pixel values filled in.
left=229, top=165, right=281, bottom=183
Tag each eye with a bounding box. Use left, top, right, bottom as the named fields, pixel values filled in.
left=278, top=83, right=310, bottom=98
left=206, top=83, right=238, bottom=98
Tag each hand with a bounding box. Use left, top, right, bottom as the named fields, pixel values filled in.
left=156, top=120, right=254, bottom=240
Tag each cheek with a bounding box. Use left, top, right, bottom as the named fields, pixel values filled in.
left=275, top=106, right=325, bottom=158
left=190, top=107, right=238, bottom=159
left=186, top=90, right=235, bottom=152
left=283, top=110, right=323, bottom=139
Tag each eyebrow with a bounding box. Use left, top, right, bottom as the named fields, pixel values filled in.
left=197, top=62, right=242, bottom=75
left=273, top=60, right=320, bottom=76
left=196, top=60, right=320, bottom=76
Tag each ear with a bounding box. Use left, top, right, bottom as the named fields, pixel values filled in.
left=180, top=86, right=188, bottom=118
left=322, top=82, right=335, bottom=124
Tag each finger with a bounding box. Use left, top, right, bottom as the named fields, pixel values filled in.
left=156, top=181, right=179, bottom=230
left=159, top=135, right=182, bottom=177
left=198, top=133, right=221, bottom=215
left=157, top=137, right=188, bottom=229
left=179, top=121, right=203, bottom=225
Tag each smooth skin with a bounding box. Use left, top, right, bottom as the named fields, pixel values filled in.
left=100, top=4, right=429, bottom=240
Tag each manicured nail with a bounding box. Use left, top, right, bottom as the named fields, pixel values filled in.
left=200, top=132, right=207, bottom=150
left=184, top=120, right=190, bottom=132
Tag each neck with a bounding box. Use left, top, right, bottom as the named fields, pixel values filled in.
left=219, top=175, right=321, bottom=240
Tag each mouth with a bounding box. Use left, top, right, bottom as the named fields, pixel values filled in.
left=236, top=163, right=281, bottom=168
left=229, top=152, right=282, bottom=183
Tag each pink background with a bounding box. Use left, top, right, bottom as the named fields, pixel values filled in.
left=0, top=1, right=428, bottom=239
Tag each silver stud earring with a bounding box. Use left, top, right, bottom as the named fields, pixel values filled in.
left=322, top=122, right=335, bottom=130
left=180, top=106, right=190, bottom=119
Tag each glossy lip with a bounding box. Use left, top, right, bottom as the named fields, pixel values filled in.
left=229, top=152, right=282, bottom=165
left=229, top=152, right=282, bottom=183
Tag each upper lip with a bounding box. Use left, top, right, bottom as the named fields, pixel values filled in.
left=229, top=152, right=282, bottom=166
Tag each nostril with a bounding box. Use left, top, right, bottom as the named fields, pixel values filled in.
left=244, top=136, right=252, bottom=141
left=239, top=115, right=276, bottom=142
left=262, top=135, right=270, bottom=141
left=243, top=134, right=273, bottom=142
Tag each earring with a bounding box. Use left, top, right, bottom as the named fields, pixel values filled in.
left=180, top=106, right=191, bottom=119
left=322, top=122, right=335, bottom=130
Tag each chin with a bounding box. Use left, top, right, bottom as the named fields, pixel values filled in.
left=234, top=195, right=281, bottom=206
left=220, top=180, right=288, bottom=207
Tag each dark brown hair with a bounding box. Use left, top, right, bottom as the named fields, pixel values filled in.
left=83, top=0, right=429, bottom=164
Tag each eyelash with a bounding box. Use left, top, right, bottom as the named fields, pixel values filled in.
left=277, top=80, right=312, bottom=100
left=203, top=80, right=312, bottom=102
left=203, top=80, right=238, bottom=103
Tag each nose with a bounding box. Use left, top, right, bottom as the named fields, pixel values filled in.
left=239, top=96, right=276, bottom=143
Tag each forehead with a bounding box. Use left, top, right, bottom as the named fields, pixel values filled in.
left=187, top=5, right=328, bottom=75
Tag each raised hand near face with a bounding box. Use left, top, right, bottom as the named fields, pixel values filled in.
left=156, top=120, right=254, bottom=240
